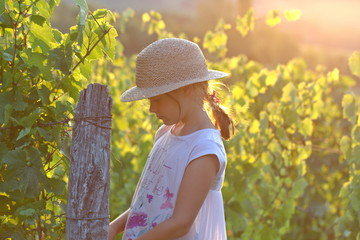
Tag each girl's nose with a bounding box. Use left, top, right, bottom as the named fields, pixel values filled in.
left=149, top=101, right=156, bottom=113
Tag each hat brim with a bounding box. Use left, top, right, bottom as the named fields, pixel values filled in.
left=120, top=70, right=229, bottom=102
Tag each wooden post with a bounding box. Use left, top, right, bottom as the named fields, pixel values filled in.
left=66, top=84, right=112, bottom=240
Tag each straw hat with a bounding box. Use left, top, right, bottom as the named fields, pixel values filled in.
left=120, top=38, right=229, bottom=102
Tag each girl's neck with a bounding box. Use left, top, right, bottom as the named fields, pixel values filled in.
left=172, top=109, right=215, bottom=136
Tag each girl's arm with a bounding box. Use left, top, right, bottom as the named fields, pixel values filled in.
left=108, top=208, right=130, bottom=240
left=137, top=154, right=219, bottom=240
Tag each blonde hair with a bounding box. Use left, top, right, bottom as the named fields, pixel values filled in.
left=184, top=81, right=235, bottom=140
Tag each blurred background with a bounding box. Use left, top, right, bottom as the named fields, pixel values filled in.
left=52, top=0, right=360, bottom=75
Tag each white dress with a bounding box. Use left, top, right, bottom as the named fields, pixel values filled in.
left=122, top=125, right=227, bottom=240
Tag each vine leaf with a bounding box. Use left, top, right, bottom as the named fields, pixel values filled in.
left=73, top=0, right=89, bottom=46
left=284, top=9, right=302, bottom=22
left=349, top=51, right=360, bottom=78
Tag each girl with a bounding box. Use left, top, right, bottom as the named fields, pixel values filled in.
left=109, top=38, right=234, bottom=240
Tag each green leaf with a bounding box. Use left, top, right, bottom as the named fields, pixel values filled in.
left=30, top=15, right=46, bottom=26
left=103, top=27, right=118, bottom=60
left=236, top=8, right=255, bottom=37
left=14, top=94, right=28, bottom=111
left=0, top=0, right=5, bottom=14
left=349, top=51, right=360, bottom=78
left=290, top=178, right=308, bottom=198
left=19, top=108, right=43, bottom=128
left=18, top=208, right=36, bottom=217
left=49, top=43, right=73, bottom=73
left=266, top=10, right=281, bottom=27
left=281, top=82, right=297, bottom=103
left=92, top=9, right=110, bottom=19
left=142, top=12, right=150, bottom=23
left=30, top=22, right=55, bottom=47
left=342, top=94, right=356, bottom=124
left=0, top=92, right=13, bottom=123
left=3, top=148, right=43, bottom=197
left=261, top=151, right=274, bottom=164
left=45, top=178, right=66, bottom=195
left=351, top=145, right=360, bottom=164
left=339, top=182, right=350, bottom=198
left=4, top=104, right=13, bottom=125
left=79, top=58, right=92, bottom=79
left=16, top=128, right=31, bottom=141
left=352, top=126, right=360, bottom=142
left=340, top=135, right=352, bottom=159
left=0, top=12, right=13, bottom=28
left=249, top=119, right=260, bottom=134
left=259, top=111, right=269, bottom=133
left=24, top=50, right=46, bottom=68
left=284, top=9, right=302, bottom=21
left=2, top=51, right=13, bottom=61
left=74, top=0, right=89, bottom=46
left=120, top=8, right=135, bottom=33
left=62, top=76, right=80, bottom=101
left=36, top=0, right=51, bottom=20
left=299, top=117, right=313, bottom=137
left=266, top=70, right=278, bottom=86
left=36, top=127, right=52, bottom=141
left=327, top=68, right=339, bottom=83
left=37, top=84, right=51, bottom=105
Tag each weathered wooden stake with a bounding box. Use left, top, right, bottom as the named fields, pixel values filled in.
left=66, top=84, right=112, bottom=240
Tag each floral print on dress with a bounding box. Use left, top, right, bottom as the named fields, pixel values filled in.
left=146, top=194, right=154, bottom=203
left=160, top=187, right=174, bottom=209
left=126, top=211, right=148, bottom=229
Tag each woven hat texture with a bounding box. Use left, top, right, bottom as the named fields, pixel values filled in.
left=120, top=38, right=229, bottom=102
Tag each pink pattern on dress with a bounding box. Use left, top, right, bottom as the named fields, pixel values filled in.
left=160, top=187, right=174, bottom=209
left=126, top=212, right=148, bottom=229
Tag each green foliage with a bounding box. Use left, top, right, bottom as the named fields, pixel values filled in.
left=236, top=8, right=254, bottom=37
left=0, top=0, right=117, bottom=238
left=1, top=2, right=359, bottom=240
left=349, top=51, right=360, bottom=78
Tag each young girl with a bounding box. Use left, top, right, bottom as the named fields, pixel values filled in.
left=109, top=38, right=234, bottom=240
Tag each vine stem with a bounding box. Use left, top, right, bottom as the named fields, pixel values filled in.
left=72, top=26, right=112, bottom=72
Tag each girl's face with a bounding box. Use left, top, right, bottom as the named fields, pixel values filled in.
left=148, top=93, right=182, bottom=125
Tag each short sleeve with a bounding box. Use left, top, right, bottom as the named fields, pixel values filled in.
left=188, top=140, right=226, bottom=177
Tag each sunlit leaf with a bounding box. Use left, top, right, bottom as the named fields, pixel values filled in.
left=236, top=8, right=254, bottom=37
left=327, top=68, right=339, bottom=82
left=284, top=9, right=302, bottom=21
left=349, top=51, right=360, bottom=78
left=249, top=119, right=260, bottom=134
left=299, top=117, right=313, bottom=137
left=0, top=0, right=5, bottom=14
left=259, top=111, right=269, bottom=133
left=30, top=22, right=56, bottom=47
left=142, top=12, right=150, bottom=23
left=281, top=82, right=297, bottom=103
left=19, top=108, right=44, bottom=128
left=119, top=8, right=135, bottom=33
left=30, top=15, right=46, bottom=26
left=266, top=10, right=281, bottom=27
left=73, top=0, right=89, bottom=46
left=342, top=94, right=356, bottom=124
left=340, top=135, right=352, bottom=159
left=290, top=178, right=308, bottom=198
left=16, top=128, right=32, bottom=141
left=36, top=0, right=51, bottom=20
left=266, top=70, right=278, bottom=86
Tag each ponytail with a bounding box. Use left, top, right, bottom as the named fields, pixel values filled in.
left=205, top=89, right=235, bottom=140
left=183, top=81, right=235, bottom=139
